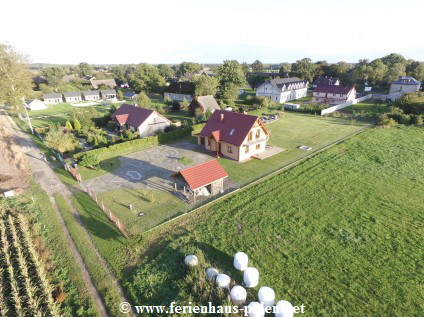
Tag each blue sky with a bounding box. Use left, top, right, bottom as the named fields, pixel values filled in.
left=1, top=0, right=422, bottom=64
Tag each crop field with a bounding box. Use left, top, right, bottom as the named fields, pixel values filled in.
left=124, top=126, right=424, bottom=316
left=0, top=203, right=61, bottom=317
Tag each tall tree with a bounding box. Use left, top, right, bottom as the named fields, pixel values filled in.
left=251, top=60, right=264, bottom=72
left=406, top=61, right=424, bottom=81
left=279, top=63, right=292, bottom=74
left=241, top=62, right=250, bottom=75
left=156, top=64, right=175, bottom=78
left=329, top=61, right=353, bottom=82
left=129, top=64, right=166, bottom=93
left=40, top=67, right=65, bottom=91
left=351, top=59, right=372, bottom=83
left=77, top=62, right=93, bottom=77
left=216, top=60, right=246, bottom=102
left=291, top=58, right=316, bottom=82
left=314, top=60, right=329, bottom=77
left=384, top=63, right=406, bottom=83
left=368, top=59, right=388, bottom=85
left=194, top=75, right=219, bottom=96
left=381, top=53, right=406, bottom=67
left=136, top=92, right=152, bottom=109
left=111, top=65, right=127, bottom=84
left=179, top=62, right=201, bottom=76
left=0, top=43, right=33, bottom=112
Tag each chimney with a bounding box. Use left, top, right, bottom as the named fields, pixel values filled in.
left=220, top=113, right=224, bottom=122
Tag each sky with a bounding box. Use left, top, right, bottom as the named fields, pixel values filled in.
left=1, top=0, right=423, bottom=64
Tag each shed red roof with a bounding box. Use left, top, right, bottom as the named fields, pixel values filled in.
left=199, top=110, right=268, bottom=146
left=313, top=85, right=355, bottom=94
left=111, top=104, right=156, bottom=128
left=174, top=159, right=228, bottom=190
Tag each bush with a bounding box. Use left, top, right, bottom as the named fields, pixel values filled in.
left=411, top=114, right=423, bottom=125
left=79, top=152, right=100, bottom=167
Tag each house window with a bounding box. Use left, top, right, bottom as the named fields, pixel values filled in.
left=256, top=129, right=260, bottom=139
left=248, top=131, right=253, bottom=141
left=245, top=146, right=249, bottom=154
left=228, top=145, right=233, bottom=153
left=207, top=139, right=210, bottom=146
left=256, top=144, right=260, bottom=150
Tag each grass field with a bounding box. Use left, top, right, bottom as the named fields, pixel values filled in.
left=123, top=126, right=424, bottom=316
left=77, top=157, right=121, bottom=180
left=342, top=101, right=389, bottom=115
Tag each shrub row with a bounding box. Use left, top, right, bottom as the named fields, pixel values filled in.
left=74, top=126, right=193, bottom=161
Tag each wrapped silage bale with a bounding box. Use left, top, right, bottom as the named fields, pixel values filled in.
left=233, top=252, right=248, bottom=271
left=184, top=255, right=198, bottom=267
left=275, top=300, right=294, bottom=317
left=230, top=285, right=247, bottom=305
left=243, top=267, right=259, bottom=288
left=258, top=286, right=275, bottom=309
left=246, top=302, right=265, bottom=317
left=205, top=268, right=219, bottom=280
left=216, top=274, right=231, bottom=288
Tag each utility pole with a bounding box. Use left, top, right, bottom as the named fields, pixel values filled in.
left=21, top=97, right=34, bottom=134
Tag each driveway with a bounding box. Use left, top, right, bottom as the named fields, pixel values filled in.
left=82, top=141, right=215, bottom=193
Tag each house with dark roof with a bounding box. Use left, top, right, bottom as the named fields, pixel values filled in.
left=172, top=159, right=228, bottom=202
left=90, top=78, right=117, bottom=89
left=312, top=76, right=340, bottom=88
left=197, top=110, right=270, bottom=162
left=189, top=95, right=220, bottom=115
left=100, top=89, right=117, bottom=100
left=164, top=81, right=195, bottom=101
left=42, top=93, right=63, bottom=104
left=63, top=92, right=82, bottom=103
left=388, top=76, right=421, bottom=101
left=255, top=77, right=308, bottom=103
left=83, top=90, right=100, bottom=101
left=123, top=91, right=138, bottom=101
left=111, top=104, right=172, bottom=137
left=312, top=85, right=356, bottom=105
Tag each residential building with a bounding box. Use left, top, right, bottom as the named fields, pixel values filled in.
left=111, top=104, right=172, bottom=137
left=312, top=76, right=340, bottom=88
left=63, top=92, right=82, bottom=103
left=164, top=81, right=195, bottom=101
left=189, top=95, right=220, bottom=115
left=25, top=100, right=47, bottom=110
left=123, top=91, right=138, bottom=101
left=100, top=89, right=117, bottom=100
left=172, top=159, right=228, bottom=202
left=42, top=93, right=63, bottom=104
left=197, top=110, right=270, bottom=162
left=312, top=85, right=356, bottom=105
left=255, top=78, right=308, bottom=103
left=90, top=78, right=117, bottom=89
left=83, top=90, right=100, bottom=101
left=387, top=76, right=421, bottom=101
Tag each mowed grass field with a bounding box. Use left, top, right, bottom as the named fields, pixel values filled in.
left=342, top=101, right=389, bottom=115
left=218, top=112, right=369, bottom=185
left=124, top=126, right=424, bottom=316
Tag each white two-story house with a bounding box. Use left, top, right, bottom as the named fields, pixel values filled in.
left=312, top=85, right=356, bottom=105
left=255, top=78, right=308, bottom=103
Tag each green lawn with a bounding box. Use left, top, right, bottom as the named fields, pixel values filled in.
left=124, top=126, right=424, bottom=316
left=97, top=188, right=186, bottom=235
left=78, top=157, right=121, bottom=180
left=218, top=111, right=369, bottom=185
left=342, top=101, right=389, bottom=115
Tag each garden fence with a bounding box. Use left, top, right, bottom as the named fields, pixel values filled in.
left=86, top=186, right=129, bottom=238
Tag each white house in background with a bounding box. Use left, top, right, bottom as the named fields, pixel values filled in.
left=111, top=104, right=172, bottom=137
left=83, top=90, right=100, bottom=101
left=123, top=91, right=138, bottom=101
left=312, top=76, right=340, bottom=88
left=25, top=100, right=47, bottom=110
left=255, top=78, right=308, bottom=103
left=312, top=85, right=356, bottom=105
left=42, top=93, right=63, bottom=104
left=387, top=76, right=421, bottom=101
left=164, top=81, right=195, bottom=101
left=63, top=92, right=82, bottom=103
left=100, top=89, right=117, bottom=100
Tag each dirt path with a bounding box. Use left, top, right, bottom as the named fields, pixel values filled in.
left=0, top=110, right=129, bottom=317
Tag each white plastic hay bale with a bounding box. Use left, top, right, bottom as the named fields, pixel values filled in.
left=216, top=274, right=231, bottom=288
left=233, top=252, right=248, bottom=271
left=230, top=285, right=247, bottom=305
left=205, top=268, right=219, bottom=280
left=275, top=300, right=294, bottom=317
left=184, top=255, right=198, bottom=267
left=247, top=301, right=265, bottom=317
left=258, top=286, right=275, bottom=309
left=243, top=267, right=259, bottom=288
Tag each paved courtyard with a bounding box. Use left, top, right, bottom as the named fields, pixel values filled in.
left=82, top=141, right=215, bottom=193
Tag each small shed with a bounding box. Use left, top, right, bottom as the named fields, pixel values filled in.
left=25, top=100, right=47, bottom=110
left=172, top=159, right=228, bottom=202
left=189, top=95, right=220, bottom=115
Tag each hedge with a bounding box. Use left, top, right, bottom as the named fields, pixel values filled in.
left=191, top=123, right=206, bottom=134
left=74, top=126, right=193, bottom=161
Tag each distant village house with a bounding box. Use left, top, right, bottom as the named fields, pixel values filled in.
left=25, top=100, right=47, bottom=110
left=100, top=89, right=117, bottom=100
left=189, top=95, right=220, bottom=115
left=312, top=76, right=340, bottom=88
left=164, top=81, right=195, bottom=101
left=42, top=93, right=63, bottom=104
left=63, top=92, right=82, bottom=103
left=123, top=91, right=138, bottom=101
left=111, top=104, right=172, bottom=137
left=90, top=78, right=117, bottom=89
left=255, top=78, right=308, bottom=103
left=312, top=85, right=356, bottom=105
left=387, top=76, right=421, bottom=101
left=83, top=90, right=100, bottom=101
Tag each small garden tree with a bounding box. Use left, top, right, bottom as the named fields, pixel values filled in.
left=65, top=120, right=73, bottom=131
left=79, top=152, right=100, bottom=168
left=73, top=118, right=81, bottom=132
left=136, top=92, right=152, bottom=109
left=180, top=99, right=190, bottom=111
left=117, top=90, right=124, bottom=100
left=44, top=124, right=79, bottom=155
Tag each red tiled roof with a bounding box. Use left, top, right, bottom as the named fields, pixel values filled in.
left=211, top=130, right=220, bottom=141
left=313, top=85, right=355, bottom=94
left=199, top=110, right=267, bottom=146
left=111, top=104, right=154, bottom=128
left=175, top=159, right=228, bottom=190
